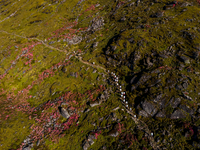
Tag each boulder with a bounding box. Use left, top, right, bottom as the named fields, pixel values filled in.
left=141, top=100, right=157, bottom=116
left=179, top=104, right=194, bottom=115
left=93, top=42, right=98, bottom=48
left=67, top=36, right=82, bottom=45
left=139, top=110, right=149, bottom=117
left=90, top=100, right=101, bottom=107
left=170, top=109, right=186, bottom=119
left=156, top=111, right=166, bottom=118
left=58, top=106, right=71, bottom=119
left=150, top=11, right=164, bottom=18
left=82, top=140, right=90, bottom=150
left=158, top=97, right=166, bottom=109
left=87, top=133, right=95, bottom=145
left=128, top=37, right=135, bottom=44
left=108, top=129, right=119, bottom=137
left=87, top=17, right=104, bottom=32
left=179, top=56, right=190, bottom=64
left=169, top=97, right=181, bottom=108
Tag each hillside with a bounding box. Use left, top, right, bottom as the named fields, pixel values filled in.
left=0, top=0, right=200, bottom=149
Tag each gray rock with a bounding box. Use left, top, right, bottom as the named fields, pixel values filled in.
left=131, top=85, right=137, bottom=91
left=82, top=140, right=90, bottom=150
left=36, top=140, right=40, bottom=146
left=149, top=79, right=161, bottom=87
left=151, top=69, right=161, bottom=74
left=182, top=92, right=193, bottom=101
left=184, top=131, right=190, bottom=138
left=141, top=100, right=157, bottom=116
left=67, top=36, right=82, bottom=45
left=58, top=106, right=71, bottom=119
left=151, top=11, right=164, bottom=18
left=139, top=110, right=149, bottom=117
left=159, top=54, right=168, bottom=58
left=162, top=139, right=166, bottom=144
left=197, top=107, right=200, bottom=114
left=170, top=97, right=181, bottom=108
left=140, top=74, right=152, bottom=84
left=136, top=0, right=140, bottom=6
left=159, top=97, right=166, bottom=109
left=182, top=82, right=188, bottom=89
left=130, top=75, right=140, bottom=84
left=88, top=134, right=95, bottom=145
left=88, top=17, right=104, bottom=32
left=179, top=2, right=192, bottom=7
left=90, top=101, right=101, bottom=107
left=156, top=137, right=160, bottom=143
left=153, top=22, right=159, bottom=25
left=77, top=0, right=84, bottom=5
left=22, top=137, right=33, bottom=150
left=150, top=2, right=154, bottom=6
left=75, top=72, right=78, bottom=78
left=185, top=18, right=193, bottom=22
left=111, top=45, right=117, bottom=51
left=99, top=117, right=104, bottom=122
left=108, top=129, right=119, bottom=137
left=100, top=94, right=105, bottom=100
left=153, top=93, right=163, bottom=103
left=70, top=72, right=75, bottom=77
left=110, top=112, right=118, bottom=121
left=181, top=8, right=187, bottom=12
left=156, top=111, right=166, bottom=118
left=93, top=42, right=98, bottom=48
left=180, top=104, right=194, bottom=115
left=146, top=56, right=153, bottom=66
left=92, top=69, right=97, bottom=73
left=175, top=84, right=183, bottom=90
left=128, top=37, right=135, bottom=44
left=127, top=2, right=135, bottom=7
left=179, top=56, right=190, bottom=64
left=144, top=88, right=148, bottom=93
left=105, top=50, right=110, bottom=55
left=22, top=146, right=32, bottom=150
left=170, top=109, right=186, bottom=119
left=120, top=16, right=126, bottom=21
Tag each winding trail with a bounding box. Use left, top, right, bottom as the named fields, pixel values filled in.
left=124, top=100, right=160, bottom=149
left=75, top=56, right=106, bottom=71
left=0, top=30, right=161, bottom=150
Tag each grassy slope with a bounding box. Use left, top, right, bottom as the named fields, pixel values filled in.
left=0, top=0, right=200, bottom=149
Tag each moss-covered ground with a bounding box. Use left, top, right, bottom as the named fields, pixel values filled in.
left=0, top=0, right=200, bottom=149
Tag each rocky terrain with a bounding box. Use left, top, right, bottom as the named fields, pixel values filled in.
left=0, top=0, right=200, bottom=149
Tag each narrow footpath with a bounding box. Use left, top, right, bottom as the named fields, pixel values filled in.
left=0, top=30, right=161, bottom=150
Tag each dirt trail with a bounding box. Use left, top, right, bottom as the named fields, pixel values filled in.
left=75, top=56, right=106, bottom=71
left=125, top=107, right=160, bottom=149
left=110, top=75, right=161, bottom=150
left=0, top=30, right=105, bottom=71
left=0, top=30, right=160, bottom=150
